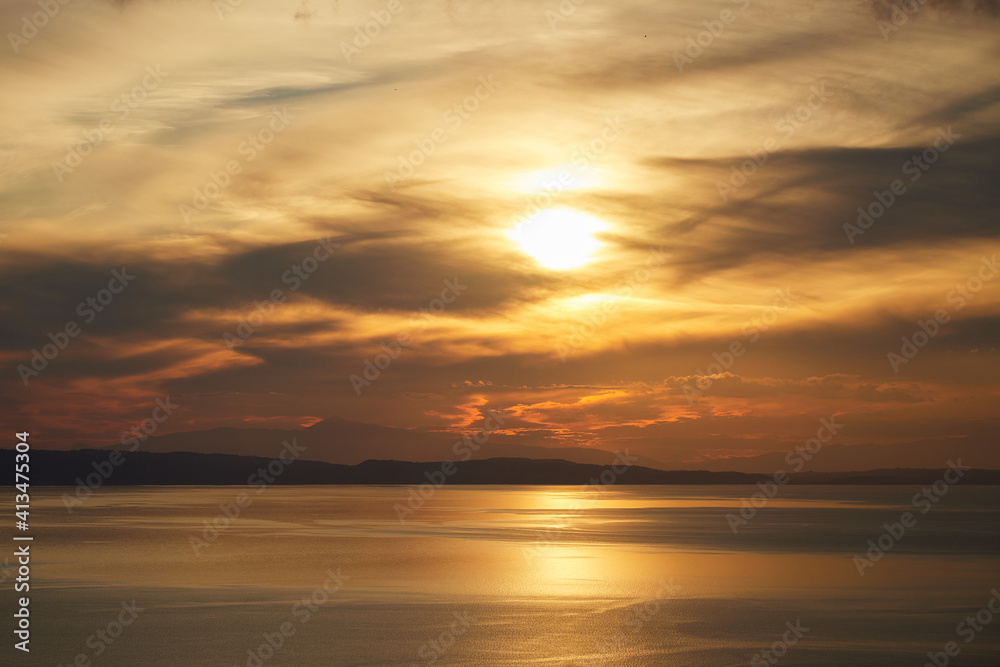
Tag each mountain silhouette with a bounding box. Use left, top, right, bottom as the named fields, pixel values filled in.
left=10, top=449, right=1000, bottom=486
left=115, top=414, right=674, bottom=470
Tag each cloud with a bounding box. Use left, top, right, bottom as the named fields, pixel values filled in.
left=0, top=0, right=997, bottom=462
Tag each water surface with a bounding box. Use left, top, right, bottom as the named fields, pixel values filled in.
left=23, top=485, right=1000, bottom=666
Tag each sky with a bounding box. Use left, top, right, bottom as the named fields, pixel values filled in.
left=1, top=0, right=998, bottom=467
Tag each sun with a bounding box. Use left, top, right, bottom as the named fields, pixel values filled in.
left=509, top=208, right=607, bottom=270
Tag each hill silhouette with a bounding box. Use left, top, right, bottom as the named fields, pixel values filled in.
left=9, top=449, right=1000, bottom=486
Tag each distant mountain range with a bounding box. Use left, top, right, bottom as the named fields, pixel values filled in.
left=105, top=414, right=673, bottom=470
left=10, top=449, right=1000, bottom=485
left=691, top=438, right=1000, bottom=474
left=93, top=414, right=998, bottom=473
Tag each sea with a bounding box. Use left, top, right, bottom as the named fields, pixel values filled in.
left=19, top=485, right=1000, bottom=666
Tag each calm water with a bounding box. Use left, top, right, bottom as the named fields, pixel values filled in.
left=17, top=486, right=1000, bottom=666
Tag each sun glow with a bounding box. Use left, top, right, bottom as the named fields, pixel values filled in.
left=510, top=208, right=607, bottom=270
left=511, top=164, right=605, bottom=193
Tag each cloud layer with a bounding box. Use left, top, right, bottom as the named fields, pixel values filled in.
left=1, top=0, right=998, bottom=467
